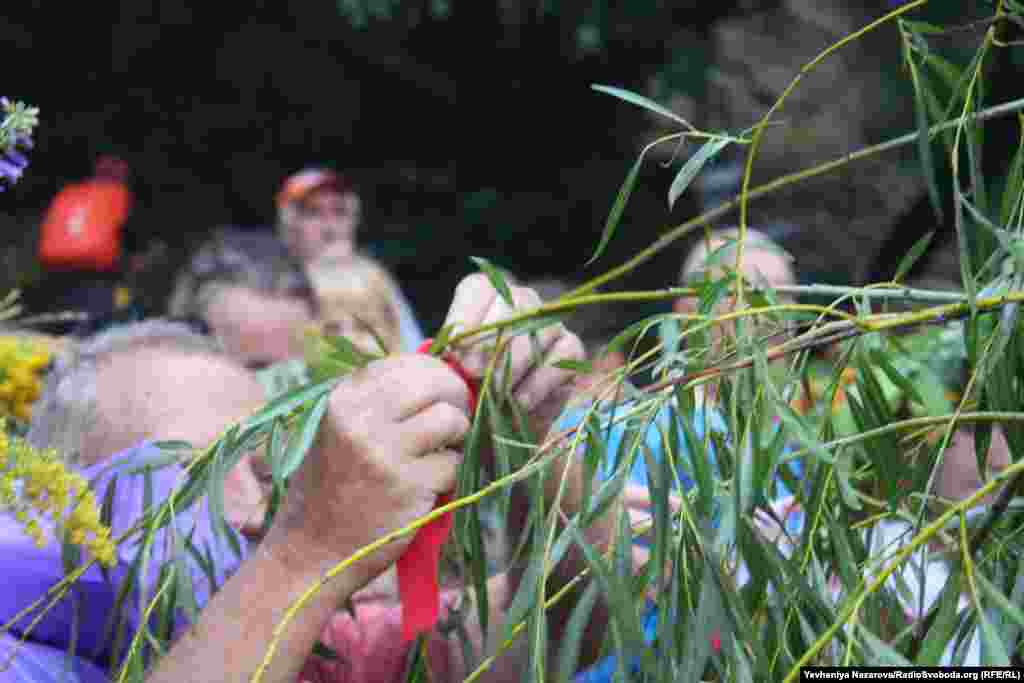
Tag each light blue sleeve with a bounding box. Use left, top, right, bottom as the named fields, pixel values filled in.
left=392, top=284, right=426, bottom=351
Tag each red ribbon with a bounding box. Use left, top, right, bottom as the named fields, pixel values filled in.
left=397, top=340, right=479, bottom=642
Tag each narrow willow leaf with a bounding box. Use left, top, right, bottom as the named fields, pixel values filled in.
left=568, top=524, right=656, bottom=679
left=555, top=579, right=602, bottom=683
left=469, top=255, right=514, bottom=307
left=870, top=348, right=925, bottom=410
left=503, top=539, right=546, bottom=644
left=429, top=323, right=456, bottom=355
left=668, top=136, right=731, bottom=210
left=999, top=116, right=1024, bottom=227
left=552, top=358, right=593, bottom=373
left=244, top=377, right=340, bottom=429
left=859, top=625, right=913, bottom=666
left=172, top=533, right=199, bottom=626
left=909, top=57, right=943, bottom=222
left=974, top=571, right=1024, bottom=645
left=961, top=193, right=1024, bottom=272
left=184, top=535, right=218, bottom=595
left=152, top=440, right=194, bottom=451
left=588, top=154, right=643, bottom=266
left=279, top=392, right=330, bottom=480
left=591, top=84, right=693, bottom=128
left=916, top=568, right=963, bottom=666
left=121, top=450, right=187, bottom=474
left=978, top=610, right=1012, bottom=666
left=894, top=231, right=935, bottom=283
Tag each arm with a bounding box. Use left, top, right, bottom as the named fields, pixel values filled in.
left=146, top=543, right=363, bottom=683
left=149, top=354, right=473, bottom=682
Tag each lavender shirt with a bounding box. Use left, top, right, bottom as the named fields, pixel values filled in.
left=0, top=443, right=248, bottom=682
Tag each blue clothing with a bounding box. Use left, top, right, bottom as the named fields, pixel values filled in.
left=558, top=400, right=725, bottom=683
left=0, top=443, right=247, bottom=682
left=557, top=400, right=726, bottom=492
left=564, top=399, right=802, bottom=681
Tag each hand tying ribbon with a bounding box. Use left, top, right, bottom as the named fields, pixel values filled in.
left=397, top=339, right=479, bottom=642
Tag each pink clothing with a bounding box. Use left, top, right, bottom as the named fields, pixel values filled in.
left=298, top=590, right=464, bottom=683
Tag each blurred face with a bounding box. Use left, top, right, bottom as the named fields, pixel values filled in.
left=205, top=286, right=314, bottom=370
left=675, top=246, right=796, bottom=353
left=286, top=188, right=361, bottom=264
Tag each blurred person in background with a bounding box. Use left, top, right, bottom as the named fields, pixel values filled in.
left=168, top=228, right=316, bottom=396
left=670, top=227, right=798, bottom=383
left=34, top=156, right=156, bottom=336
left=275, top=167, right=425, bottom=350
left=306, top=252, right=404, bottom=356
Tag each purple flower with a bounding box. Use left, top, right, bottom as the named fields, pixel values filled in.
left=0, top=157, right=25, bottom=183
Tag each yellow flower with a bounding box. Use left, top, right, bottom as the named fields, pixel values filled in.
left=2, top=437, right=117, bottom=567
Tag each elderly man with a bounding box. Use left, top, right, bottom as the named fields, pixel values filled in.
left=670, top=227, right=797, bottom=368
left=7, top=275, right=644, bottom=682
left=275, top=167, right=425, bottom=350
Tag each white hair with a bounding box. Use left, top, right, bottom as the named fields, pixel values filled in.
left=27, top=319, right=227, bottom=465
left=680, top=227, right=794, bottom=286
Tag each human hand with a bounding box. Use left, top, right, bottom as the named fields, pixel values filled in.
left=261, top=354, right=472, bottom=589
left=442, top=273, right=584, bottom=442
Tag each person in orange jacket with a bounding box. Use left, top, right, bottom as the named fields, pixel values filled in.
left=35, top=156, right=146, bottom=336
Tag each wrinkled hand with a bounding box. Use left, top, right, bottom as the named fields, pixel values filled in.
left=442, top=273, right=584, bottom=440
left=262, top=354, right=472, bottom=587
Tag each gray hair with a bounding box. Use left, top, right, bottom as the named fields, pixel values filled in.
left=27, top=318, right=225, bottom=466
left=168, top=227, right=317, bottom=320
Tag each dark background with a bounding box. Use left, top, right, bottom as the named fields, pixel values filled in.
left=2, top=0, right=1020, bottom=333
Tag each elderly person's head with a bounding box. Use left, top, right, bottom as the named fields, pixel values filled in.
left=275, top=168, right=361, bottom=265
left=169, top=229, right=317, bottom=370
left=27, top=319, right=270, bottom=533
left=675, top=227, right=797, bottom=350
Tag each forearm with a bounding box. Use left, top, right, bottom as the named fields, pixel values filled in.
left=147, top=543, right=361, bottom=683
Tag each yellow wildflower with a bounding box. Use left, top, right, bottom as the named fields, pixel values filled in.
left=1, top=435, right=117, bottom=567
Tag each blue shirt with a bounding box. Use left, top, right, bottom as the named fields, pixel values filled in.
left=557, top=399, right=726, bottom=682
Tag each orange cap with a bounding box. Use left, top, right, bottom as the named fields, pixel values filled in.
left=275, top=168, right=350, bottom=209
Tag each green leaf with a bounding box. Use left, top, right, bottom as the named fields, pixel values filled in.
left=243, top=378, right=340, bottom=430
left=552, top=358, right=593, bottom=373
left=568, top=523, right=657, bottom=679
left=503, top=534, right=546, bottom=644
left=977, top=610, right=1012, bottom=666
left=429, top=323, right=457, bottom=355
left=279, top=392, right=331, bottom=480
left=870, top=348, right=924, bottom=410
left=999, top=116, right=1024, bottom=227
left=974, top=571, right=1024, bottom=647
left=588, top=154, right=643, bottom=266
left=591, top=84, right=693, bottom=128
left=555, top=579, right=602, bottom=683
left=859, top=625, right=913, bottom=666
left=894, top=231, right=935, bottom=283
left=469, top=256, right=515, bottom=308
left=916, top=568, right=963, bottom=666
left=668, top=136, right=731, bottom=210
left=908, top=56, right=943, bottom=223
